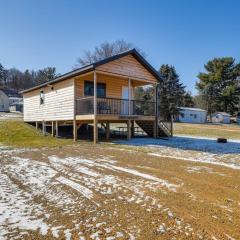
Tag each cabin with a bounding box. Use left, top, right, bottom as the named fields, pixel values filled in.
left=21, top=49, right=172, bottom=143
left=176, top=107, right=207, bottom=124
left=212, top=112, right=231, bottom=124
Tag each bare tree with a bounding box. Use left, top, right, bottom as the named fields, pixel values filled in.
left=75, top=40, right=145, bottom=68
left=35, top=67, right=59, bottom=85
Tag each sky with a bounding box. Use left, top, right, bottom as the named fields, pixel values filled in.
left=0, top=0, right=240, bottom=95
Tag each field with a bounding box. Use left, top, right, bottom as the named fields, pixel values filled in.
left=174, top=122, right=240, bottom=140
left=0, top=121, right=240, bottom=239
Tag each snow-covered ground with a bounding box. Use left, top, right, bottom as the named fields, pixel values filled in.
left=0, top=112, right=23, bottom=120
left=0, top=147, right=191, bottom=239
left=116, top=136, right=240, bottom=169
left=0, top=140, right=239, bottom=239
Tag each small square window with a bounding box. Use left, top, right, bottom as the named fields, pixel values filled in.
left=40, top=90, right=45, bottom=105
left=84, top=81, right=106, bottom=98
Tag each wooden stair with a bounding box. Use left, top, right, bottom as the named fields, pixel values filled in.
left=135, top=120, right=171, bottom=138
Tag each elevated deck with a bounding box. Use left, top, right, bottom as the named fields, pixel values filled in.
left=75, top=97, right=156, bottom=122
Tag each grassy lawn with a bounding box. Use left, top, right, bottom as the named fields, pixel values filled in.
left=0, top=120, right=72, bottom=148
left=174, top=122, right=240, bottom=140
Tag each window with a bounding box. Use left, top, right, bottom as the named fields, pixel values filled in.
left=40, top=90, right=45, bottom=105
left=84, top=81, right=106, bottom=98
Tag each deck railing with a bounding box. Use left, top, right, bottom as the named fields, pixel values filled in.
left=75, top=97, right=155, bottom=116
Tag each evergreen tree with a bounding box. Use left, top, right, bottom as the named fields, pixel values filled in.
left=182, top=91, right=194, bottom=107
left=0, top=63, right=7, bottom=86
left=158, top=64, right=185, bottom=119
left=196, top=57, right=240, bottom=115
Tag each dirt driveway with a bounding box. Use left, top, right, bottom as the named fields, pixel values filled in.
left=0, top=138, right=240, bottom=239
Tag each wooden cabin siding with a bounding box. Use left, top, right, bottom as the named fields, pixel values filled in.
left=96, top=55, right=158, bottom=83
left=23, top=79, right=74, bottom=122
left=75, top=74, right=129, bottom=99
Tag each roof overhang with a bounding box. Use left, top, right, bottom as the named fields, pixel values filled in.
left=20, top=49, right=161, bottom=94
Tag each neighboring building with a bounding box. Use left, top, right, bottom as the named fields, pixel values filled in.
left=0, top=90, right=9, bottom=112
left=0, top=88, right=22, bottom=112
left=176, top=107, right=207, bottom=123
left=9, top=99, right=23, bottom=112
left=237, top=112, right=240, bottom=124
left=212, top=112, right=231, bottom=124
left=20, top=49, right=172, bottom=143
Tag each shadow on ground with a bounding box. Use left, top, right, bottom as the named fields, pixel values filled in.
left=116, top=136, right=240, bottom=154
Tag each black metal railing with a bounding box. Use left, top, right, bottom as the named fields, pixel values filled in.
left=75, top=97, right=156, bottom=116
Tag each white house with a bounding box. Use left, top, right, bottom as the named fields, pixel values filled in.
left=212, top=112, right=231, bottom=124
left=176, top=107, right=207, bottom=123
left=0, top=88, right=22, bottom=112
left=0, top=90, right=9, bottom=112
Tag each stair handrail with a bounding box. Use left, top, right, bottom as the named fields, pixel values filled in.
left=157, top=117, right=173, bottom=137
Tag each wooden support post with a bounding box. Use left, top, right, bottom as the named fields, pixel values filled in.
left=55, top=121, right=59, bottom=138
left=42, top=121, right=46, bottom=136
left=93, top=71, right=98, bottom=144
left=73, top=120, right=77, bottom=142
left=106, top=122, right=110, bottom=140
left=127, top=120, right=131, bottom=140
left=93, top=119, right=98, bottom=144
left=155, top=83, right=158, bottom=138
left=51, top=121, right=54, bottom=136
left=131, top=120, right=135, bottom=137
left=153, top=120, right=157, bottom=138
left=128, top=78, right=131, bottom=115
left=36, top=121, right=39, bottom=130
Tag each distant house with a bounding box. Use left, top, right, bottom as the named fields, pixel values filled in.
left=9, top=99, right=23, bottom=112
left=0, top=89, right=9, bottom=112
left=0, top=88, right=22, bottom=112
left=212, top=112, right=231, bottom=124
left=176, top=107, right=207, bottom=124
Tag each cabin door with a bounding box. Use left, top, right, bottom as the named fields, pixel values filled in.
left=121, top=86, right=133, bottom=115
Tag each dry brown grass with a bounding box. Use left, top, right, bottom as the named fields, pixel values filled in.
left=1, top=142, right=239, bottom=239
left=174, top=122, right=240, bottom=140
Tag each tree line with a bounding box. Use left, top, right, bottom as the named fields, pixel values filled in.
left=0, top=64, right=59, bottom=91
left=1, top=40, right=239, bottom=117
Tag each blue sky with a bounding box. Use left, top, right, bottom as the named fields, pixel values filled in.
left=0, top=0, right=240, bottom=95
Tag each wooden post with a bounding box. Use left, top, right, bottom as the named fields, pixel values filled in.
left=93, top=119, right=98, bottom=143
left=127, top=120, right=131, bottom=140
left=128, top=78, right=131, bottom=115
left=131, top=120, right=134, bottom=137
left=93, top=71, right=98, bottom=144
left=73, top=77, right=77, bottom=141
left=106, top=122, right=110, bottom=140
left=73, top=120, right=77, bottom=142
left=42, top=121, right=46, bottom=136
left=55, top=121, right=59, bottom=138
left=51, top=121, right=54, bottom=136
left=155, top=83, right=158, bottom=138
left=36, top=121, right=39, bottom=130
left=153, top=120, right=157, bottom=138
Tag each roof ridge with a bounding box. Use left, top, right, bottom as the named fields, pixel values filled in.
left=20, top=48, right=160, bottom=94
